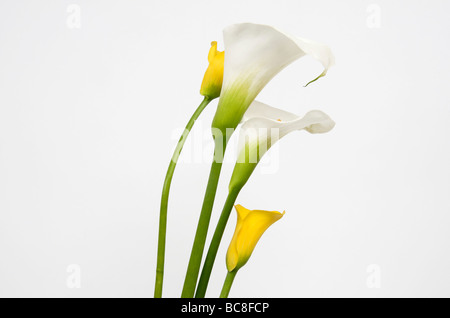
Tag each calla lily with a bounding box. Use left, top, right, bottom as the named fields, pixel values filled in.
left=229, top=101, right=335, bottom=191
left=211, top=23, right=335, bottom=133
left=200, top=41, right=225, bottom=99
left=226, top=204, right=285, bottom=272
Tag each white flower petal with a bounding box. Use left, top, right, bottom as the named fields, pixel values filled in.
left=212, top=23, right=335, bottom=131
left=238, top=102, right=335, bottom=166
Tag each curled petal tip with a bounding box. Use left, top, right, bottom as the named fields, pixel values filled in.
left=304, top=110, right=335, bottom=134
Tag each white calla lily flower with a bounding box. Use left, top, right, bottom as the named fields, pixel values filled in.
left=212, top=23, right=335, bottom=133
left=229, top=101, right=335, bottom=191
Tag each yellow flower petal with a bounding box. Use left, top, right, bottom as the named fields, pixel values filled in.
left=200, top=41, right=224, bottom=99
left=226, top=205, right=284, bottom=272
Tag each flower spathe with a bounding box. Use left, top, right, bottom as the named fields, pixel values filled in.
left=226, top=205, right=285, bottom=272
left=200, top=41, right=225, bottom=99
left=211, top=23, right=335, bottom=133
left=229, top=101, right=335, bottom=191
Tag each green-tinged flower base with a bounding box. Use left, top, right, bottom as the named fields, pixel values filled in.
left=211, top=80, right=253, bottom=133
left=228, top=140, right=264, bottom=192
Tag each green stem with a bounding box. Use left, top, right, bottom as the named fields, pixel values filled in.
left=195, top=187, right=241, bottom=298
left=181, top=135, right=227, bottom=298
left=154, top=96, right=212, bottom=298
left=220, top=270, right=238, bottom=298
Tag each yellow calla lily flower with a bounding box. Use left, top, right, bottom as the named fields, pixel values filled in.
left=226, top=204, right=285, bottom=272
left=200, top=41, right=225, bottom=99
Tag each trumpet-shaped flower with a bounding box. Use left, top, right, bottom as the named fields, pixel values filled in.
left=200, top=41, right=225, bottom=99
left=211, top=23, right=335, bottom=133
left=226, top=204, right=285, bottom=272
left=229, top=101, right=335, bottom=191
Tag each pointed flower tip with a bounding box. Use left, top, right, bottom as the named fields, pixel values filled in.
left=208, top=41, right=218, bottom=61
left=268, top=209, right=285, bottom=221
left=303, top=44, right=335, bottom=87
left=303, top=70, right=327, bottom=87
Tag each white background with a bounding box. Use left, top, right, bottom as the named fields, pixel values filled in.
left=1, top=0, right=450, bottom=298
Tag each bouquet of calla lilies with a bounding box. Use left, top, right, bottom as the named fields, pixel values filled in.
left=154, top=23, right=335, bottom=298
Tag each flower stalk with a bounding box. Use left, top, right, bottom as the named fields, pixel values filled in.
left=181, top=133, right=228, bottom=298
left=195, top=186, right=241, bottom=297
left=220, top=269, right=238, bottom=298
left=154, top=96, right=212, bottom=298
